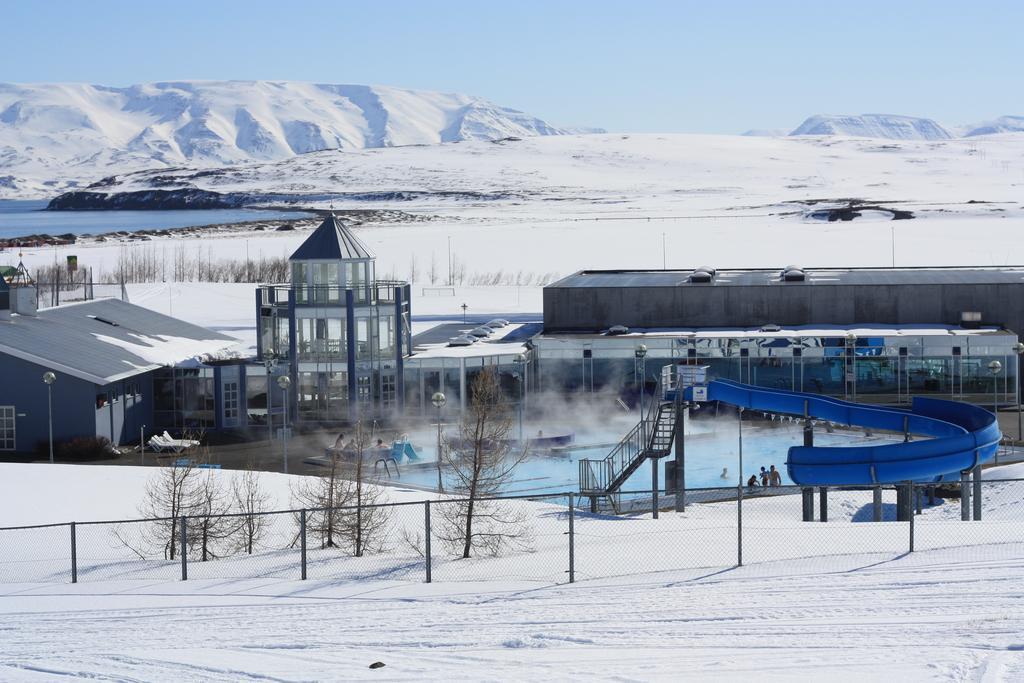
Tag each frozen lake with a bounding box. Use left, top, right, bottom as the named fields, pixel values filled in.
left=0, top=200, right=312, bottom=238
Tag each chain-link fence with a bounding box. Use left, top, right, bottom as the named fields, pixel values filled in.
left=3, top=480, right=1024, bottom=586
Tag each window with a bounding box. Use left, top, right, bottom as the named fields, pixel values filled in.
left=223, top=381, right=239, bottom=420
left=0, top=406, right=14, bottom=450
left=96, top=393, right=109, bottom=409
left=381, top=374, right=396, bottom=408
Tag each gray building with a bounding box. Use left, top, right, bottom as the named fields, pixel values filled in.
left=535, top=266, right=1024, bottom=406
left=0, top=275, right=236, bottom=456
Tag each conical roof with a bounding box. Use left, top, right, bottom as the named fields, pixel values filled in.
left=290, top=214, right=373, bottom=261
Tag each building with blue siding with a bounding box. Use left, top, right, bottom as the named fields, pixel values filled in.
left=0, top=271, right=237, bottom=456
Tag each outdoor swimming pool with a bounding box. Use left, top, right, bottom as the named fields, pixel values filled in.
left=385, top=421, right=903, bottom=495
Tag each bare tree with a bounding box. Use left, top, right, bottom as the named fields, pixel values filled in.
left=129, top=459, right=200, bottom=560
left=408, top=253, right=418, bottom=284
left=437, top=368, right=530, bottom=558
left=342, top=421, right=391, bottom=556
left=429, top=251, right=438, bottom=285
left=231, top=459, right=272, bottom=555
left=291, top=447, right=352, bottom=549
left=188, top=468, right=233, bottom=561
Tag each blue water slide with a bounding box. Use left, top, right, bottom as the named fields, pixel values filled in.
left=679, top=379, right=1001, bottom=486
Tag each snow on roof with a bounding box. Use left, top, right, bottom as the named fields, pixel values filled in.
left=410, top=322, right=530, bottom=360
left=537, top=324, right=1012, bottom=341
left=0, top=297, right=240, bottom=384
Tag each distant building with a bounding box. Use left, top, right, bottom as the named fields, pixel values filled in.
left=533, top=267, right=1024, bottom=406
left=0, top=267, right=237, bottom=455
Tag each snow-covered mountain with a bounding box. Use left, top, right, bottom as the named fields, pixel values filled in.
left=0, top=80, right=585, bottom=198
left=789, top=114, right=953, bottom=140
left=961, top=115, right=1024, bottom=137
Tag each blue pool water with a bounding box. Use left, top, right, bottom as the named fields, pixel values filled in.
left=391, top=424, right=902, bottom=495
left=0, top=200, right=312, bottom=239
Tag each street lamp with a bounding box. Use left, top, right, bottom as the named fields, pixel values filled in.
left=42, top=371, right=56, bottom=463
left=989, top=360, right=1003, bottom=420
left=737, top=406, right=744, bottom=487
left=262, top=349, right=277, bottom=443
left=513, top=353, right=526, bottom=443
left=276, top=375, right=291, bottom=474
left=1013, top=343, right=1024, bottom=442
left=431, top=391, right=446, bottom=492
left=635, top=344, right=648, bottom=429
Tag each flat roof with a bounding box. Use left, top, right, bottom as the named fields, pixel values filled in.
left=410, top=322, right=536, bottom=360
left=536, top=324, right=1011, bottom=341
left=0, top=298, right=238, bottom=385
left=548, top=266, right=1024, bottom=289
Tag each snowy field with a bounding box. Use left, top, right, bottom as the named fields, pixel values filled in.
left=2, top=463, right=1024, bottom=680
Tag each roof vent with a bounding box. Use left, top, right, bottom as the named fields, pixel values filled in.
left=781, top=265, right=806, bottom=282
left=88, top=315, right=120, bottom=327
left=689, top=266, right=716, bottom=283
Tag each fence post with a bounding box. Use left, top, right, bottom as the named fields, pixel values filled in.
left=908, top=483, right=915, bottom=553
left=972, top=465, right=982, bottom=521
left=651, top=460, right=659, bottom=519
left=960, top=471, right=970, bottom=521
left=424, top=501, right=432, bottom=584
left=568, top=493, right=575, bottom=584
left=872, top=487, right=882, bottom=522
left=819, top=486, right=828, bottom=522
left=180, top=516, right=188, bottom=581
left=300, top=509, right=307, bottom=581
left=70, top=522, right=77, bottom=584
left=736, top=485, right=743, bottom=567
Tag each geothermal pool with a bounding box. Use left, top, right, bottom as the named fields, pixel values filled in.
left=385, top=420, right=904, bottom=496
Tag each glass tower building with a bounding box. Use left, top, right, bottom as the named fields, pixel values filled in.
left=256, top=214, right=412, bottom=423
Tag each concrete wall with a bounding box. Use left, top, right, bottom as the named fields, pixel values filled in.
left=543, top=282, right=1024, bottom=334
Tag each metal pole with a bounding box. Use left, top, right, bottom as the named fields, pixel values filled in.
left=960, top=471, right=970, bottom=521
left=674, top=398, right=685, bottom=513
left=70, top=522, right=77, bottom=584
left=436, top=409, right=444, bottom=493
left=282, top=389, right=289, bottom=475
left=300, top=509, right=307, bottom=580
left=568, top=493, right=575, bottom=584
left=872, top=487, right=882, bottom=522
left=973, top=464, right=982, bottom=521
left=736, top=484, right=743, bottom=567
left=737, top=407, right=743, bottom=487
left=47, top=384, right=54, bottom=464
left=267, top=366, right=273, bottom=443
left=908, top=483, right=915, bottom=553
left=139, top=424, right=145, bottom=466
left=180, top=516, right=188, bottom=581
left=424, top=501, right=432, bottom=583
left=651, top=459, right=659, bottom=519
left=819, top=487, right=828, bottom=522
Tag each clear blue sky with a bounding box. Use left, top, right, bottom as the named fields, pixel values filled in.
left=2, top=0, right=1020, bottom=133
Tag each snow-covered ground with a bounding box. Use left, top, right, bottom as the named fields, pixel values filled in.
left=2, top=462, right=1024, bottom=680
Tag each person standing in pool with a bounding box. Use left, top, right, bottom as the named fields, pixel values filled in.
left=760, top=466, right=769, bottom=487
left=769, top=465, right=782, bottom=487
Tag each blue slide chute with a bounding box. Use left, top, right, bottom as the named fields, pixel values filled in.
left=680, top=379, right=1000, bottom=486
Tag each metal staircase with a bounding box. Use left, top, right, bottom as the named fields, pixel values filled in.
left=578, top=397, right=677, bottom=506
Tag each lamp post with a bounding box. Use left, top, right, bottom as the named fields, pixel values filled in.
left=513, top=353, right=526, bottom=444
left=276, top=375, right=291, bottom=474
left=1013, top=343, right=1024, bottom=443
left=635, top=344, right=648, bottom=430
left=846, top=332, right=857, bottom=402
left=432, top=392, right=446, bottom=492
left=737, top=406, right=744, bottom=487
left=989, top=360, right=1002, bottom=419
left=262, top=349, right=277, bottom=443
left=42, top=371, right=56, bottom=463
